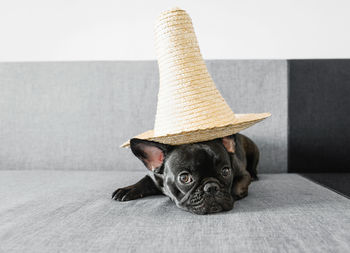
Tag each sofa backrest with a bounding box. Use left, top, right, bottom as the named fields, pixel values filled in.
left=0, top=60, right=287, bottom=172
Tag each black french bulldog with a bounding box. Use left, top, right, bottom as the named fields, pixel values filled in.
left=112, top=133, right=259, bottom=215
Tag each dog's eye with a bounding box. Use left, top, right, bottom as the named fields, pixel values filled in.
left=178, top=172, right=193, bottom=184
left=221, top=167, right=231, bottom=177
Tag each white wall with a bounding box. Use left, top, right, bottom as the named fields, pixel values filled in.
left=1, top=0, right=349, bottom=61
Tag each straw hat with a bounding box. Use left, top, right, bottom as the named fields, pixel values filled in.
left=121, top=7, right=271, bottom=148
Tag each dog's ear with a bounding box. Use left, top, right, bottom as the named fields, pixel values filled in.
left=221, top=134, right=236, bottom=154
left=130, top=138, right=172, bottom=173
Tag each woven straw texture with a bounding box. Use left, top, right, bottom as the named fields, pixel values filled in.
left=121, top=8, right=270, bottom=148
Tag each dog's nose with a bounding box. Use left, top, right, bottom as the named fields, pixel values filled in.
left=204, top=182, right=220, bottom=194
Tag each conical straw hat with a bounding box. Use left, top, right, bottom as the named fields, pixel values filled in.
left=121, top=8, right=271, bottom=148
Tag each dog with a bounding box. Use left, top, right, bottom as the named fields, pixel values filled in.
left=112, top=133, right=259, bottom=215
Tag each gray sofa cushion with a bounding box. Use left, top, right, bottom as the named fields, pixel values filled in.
left=0, top=60, right=287, bottom=173
left=1, top=171, right=349, bottom=252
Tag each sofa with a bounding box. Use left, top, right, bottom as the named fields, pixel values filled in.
left=0, top=60, right=349, bottom=252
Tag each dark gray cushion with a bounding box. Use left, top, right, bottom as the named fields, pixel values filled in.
left=0, top=60, right=287, bottom=172
left=1, top=171, right=349, bottom=252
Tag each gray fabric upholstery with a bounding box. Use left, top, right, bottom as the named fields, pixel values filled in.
left=0, top=60, right=287, bottom=172
left=1, top=171, right=349, bottom=253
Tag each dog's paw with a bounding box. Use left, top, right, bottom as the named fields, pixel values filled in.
left=111, top=186, right=143, bottom=201
left=251, top=175, right=259, bottom=181
left=233, top=190, right=248, bottom=201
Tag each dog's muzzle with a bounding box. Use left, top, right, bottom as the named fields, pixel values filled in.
left=186, top=179, right=234, bottom=215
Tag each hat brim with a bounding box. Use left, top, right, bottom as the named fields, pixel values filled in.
left=121, top=112, right=271, bottom=148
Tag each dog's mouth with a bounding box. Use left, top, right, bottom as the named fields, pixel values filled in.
left=186, top=188, right=234, bottom=215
